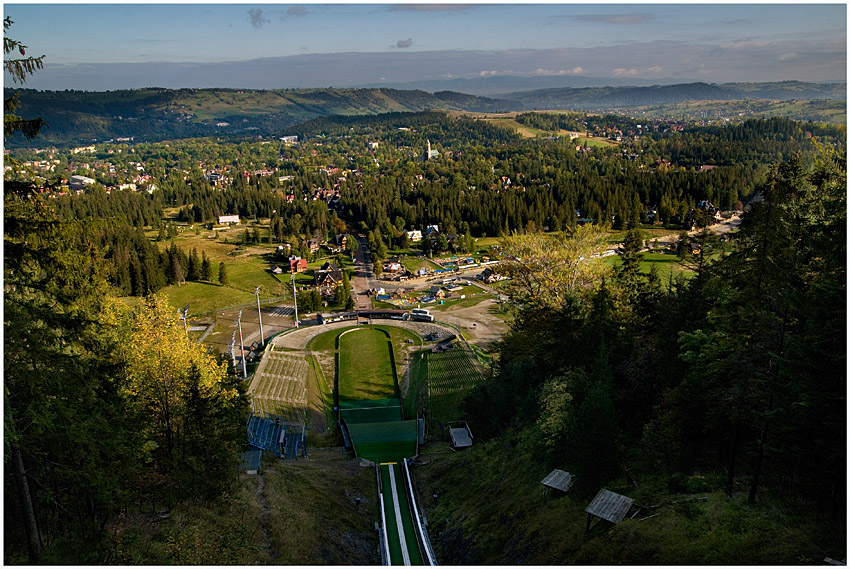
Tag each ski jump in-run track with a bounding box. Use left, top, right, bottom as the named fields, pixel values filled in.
left=333, top=326, right=437, bottom=565
left=377, top=460, right=438, bottom=566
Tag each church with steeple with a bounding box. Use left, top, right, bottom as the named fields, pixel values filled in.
left=425, top=139, right=440, bottom=160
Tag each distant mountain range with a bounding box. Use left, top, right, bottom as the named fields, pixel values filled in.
left=355, top=74, right=679, bottom=95
left=498, top=81, right=846, bottom=110
left=5, top=81, right=844, bottom=148
left=4, top=87, right=520, bottom=147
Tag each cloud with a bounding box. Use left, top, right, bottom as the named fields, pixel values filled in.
left=612, top=68, right=639, bottom=76
left=248, top=8, right=269, bottom=28
left=387, top=4, right=476, bottom=12
left=395, top=38, right=413, bottom=49
left=285, top=6, right=307, bottom=18
left=647, top=66, right=662, bottom=73
left=534, top=68, right=564, bottom=76
left=566, top=13, right=654, bottom=24
left=778, top=52, right=799, bottom=61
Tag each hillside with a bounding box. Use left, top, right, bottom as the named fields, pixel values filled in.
left=499, top=80, right=846, bottom=110
left=4, top=87, right=521, bottom=148
left=7, top=81, right=844, bottom=148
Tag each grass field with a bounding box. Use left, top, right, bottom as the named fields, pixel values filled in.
left=605, top=251, right=691, bottom=282
left=338, top=328, right=397, bottom=401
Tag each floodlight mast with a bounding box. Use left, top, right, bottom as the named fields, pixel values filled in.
left=228, top=331, right=237, bottom=373
left=254, top=286, right=265, bottom=347
left=237, top=310, right=247, bottom=379
left=180, top=304, right=189, bottom=340
left=291, top=273, right=300, bottom=328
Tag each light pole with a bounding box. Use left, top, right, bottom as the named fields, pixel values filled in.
left=236, top=310, right=247, bottom=379
left=254, top=286, right=265, bottom=347
left=228, top=331, right=237, bottom=374
left=180, top=304, right=189, bottom=340
left=291, top=273, right=300, bottom=328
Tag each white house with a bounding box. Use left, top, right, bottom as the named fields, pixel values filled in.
left=69, top=175, right=96, bottom=190
left=218, top=215, right=240, bottom=225
left=406, top=229, right=423, bottom=242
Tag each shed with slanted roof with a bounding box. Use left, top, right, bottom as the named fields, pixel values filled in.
left=585, top=488, right=635, bottom=532
left=541, top=469, right=574, bottom=500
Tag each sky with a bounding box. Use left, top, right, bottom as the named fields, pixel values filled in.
left=3, top=2, right=847, bottom=91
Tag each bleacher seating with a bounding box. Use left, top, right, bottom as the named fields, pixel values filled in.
left=247, top=414, right=285, bottom=457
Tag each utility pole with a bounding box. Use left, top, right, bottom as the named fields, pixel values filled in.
left=291, top=273, right=300, bottom=328
left=236, top=310, right=247, bottom=379
left=254, top=286, right=264, bottom=347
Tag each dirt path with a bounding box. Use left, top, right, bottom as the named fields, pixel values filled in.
left=255, top=475, right=278, bottom=560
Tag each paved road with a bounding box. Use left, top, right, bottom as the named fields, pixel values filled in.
left=351, top=235, right=374, bottom=310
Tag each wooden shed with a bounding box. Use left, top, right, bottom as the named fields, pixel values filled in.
left=585, top=488, right=635, bottom=532
left=541, top=469, right=574, bottom=500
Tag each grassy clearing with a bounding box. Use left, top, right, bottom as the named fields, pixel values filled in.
left=413, top=434, right=843, bottom=565
left=605, top=251, right=692, bottom=282
left=262, top=452, right=380, bottom=564
left=153, top=229, right=293, bottom=313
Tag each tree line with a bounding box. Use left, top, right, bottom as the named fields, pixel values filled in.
left=5, top=182, right=249, bottom=563
left=463, top=147, right=845, bottom=523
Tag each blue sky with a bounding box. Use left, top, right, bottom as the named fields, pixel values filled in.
left=4, top=3, right=847, bottom=90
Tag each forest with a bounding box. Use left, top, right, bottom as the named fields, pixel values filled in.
left=4, top=22, right=846, bottom=563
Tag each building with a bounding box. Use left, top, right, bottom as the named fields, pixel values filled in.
left=69, top=175, right=96, bottom=190
left=280, top=135, right=298, bottom=144
left=314, top=262, right=344, bottom=294
left=429, top=286, right=446, bottom=299
left=425, top=139, right=440, bottom=160
left=406, top=229, right=423, bottom=242
left=289, top=256, right=308, bottom=273
left=218, top=215, right=240, bottom=225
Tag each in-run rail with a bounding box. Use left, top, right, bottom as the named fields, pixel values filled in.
left=378, top=462, right=435, bottom=565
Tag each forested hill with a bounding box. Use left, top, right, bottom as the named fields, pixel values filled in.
left=499, top=80, right=846, bottom=110
left=3, top=87, right=521, bottom=148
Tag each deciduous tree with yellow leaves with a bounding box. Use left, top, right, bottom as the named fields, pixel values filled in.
left=119, top=294, right=247, bottom=497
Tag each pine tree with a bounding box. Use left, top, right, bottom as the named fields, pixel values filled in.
left=186, top=247, right=201, bottom=281
left=218, top=261, right=228, bottom=285
left=200, top=252, right=212, bottom=281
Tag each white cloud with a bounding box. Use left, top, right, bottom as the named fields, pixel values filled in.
left=778, top=52, right=800, bottom=61
left=647, top=66, right=663, bottom=73
left=533, top=68, right=569, bottom=76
